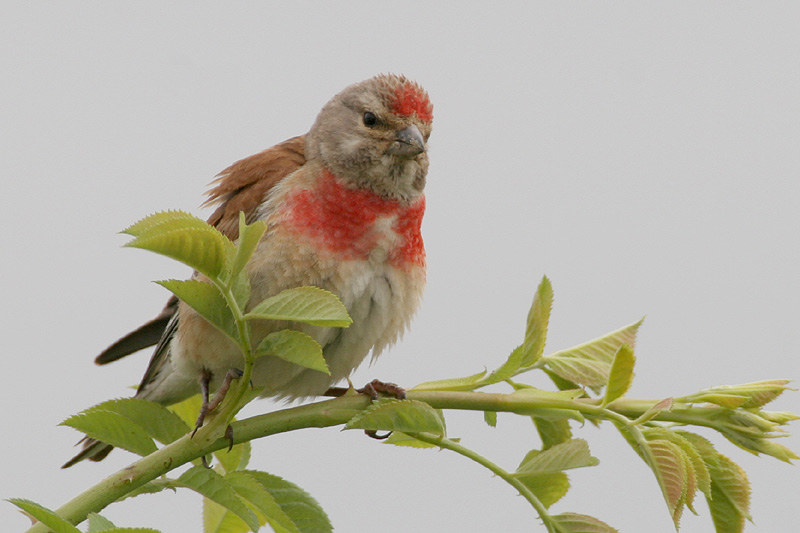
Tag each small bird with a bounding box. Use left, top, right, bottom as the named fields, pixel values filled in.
left=64, top=74, right=432, bottom=467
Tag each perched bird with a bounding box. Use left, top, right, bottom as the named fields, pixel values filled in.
left=64, top=73, right=432, bottom=467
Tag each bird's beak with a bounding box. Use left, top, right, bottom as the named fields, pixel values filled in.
left=389, top=124, right=426, bottom=157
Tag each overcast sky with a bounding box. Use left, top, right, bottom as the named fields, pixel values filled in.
left=2, top=3, right=798, bottom=532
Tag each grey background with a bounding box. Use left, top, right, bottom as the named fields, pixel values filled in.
left=2, top=3, right=798, bottom=532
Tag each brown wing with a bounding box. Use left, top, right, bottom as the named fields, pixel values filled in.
left=94, top=135, right=306, bottom=365
left=205, top=135, right=306, bottom=240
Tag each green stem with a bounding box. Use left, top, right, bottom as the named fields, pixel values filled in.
left=409, top=432, right=562, bottom=533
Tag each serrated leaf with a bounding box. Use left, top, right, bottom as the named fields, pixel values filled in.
left=116, top=481, right=170, bottom=503
left=231, top=269, right=251, bottom=311
left=645, top=439, right=688, bottom=526
left=517, top=471, right=570, bottom=508
left=541, top=318, right=643, bottom=393
left=479, top=345, right=525, bottom=387
left=633, top=397, right=673, bottom=425
left=255, top=330, right=329, bottom=374
left=230, top=213, right=267, bottom=281
left=243, top=470, right=332, bottom=533
left=521, top=276, right=553, bottom=367
left=603, top=344, right=635, bottom=405
left=533, top=417, right=573, bottom=449
left=8, top=499, right=80, bottom=533
left=483, top=410, right=497, bottom=427
left=552, top=513, right=618, bottom=533
left=246, top=286, right=352, bottom=327
left=690, top=379, right=793, bottom=409
left=226, top=471, right=299, bottom=533
left=61, top=410, right=156, bottom=457
left=168, top=394, right=203, bottom=429
left=344, top=399, right=445, bottom=437
left=72, top=398, right=189, bottom=445
left=122, top=210, right=207, bottom=237
left=178, top=466, right=258, bottom=531
left=86, top=513, right=116, bottom=532
left=644, top=428, right=711, bottom=504
left=411, top=369, right=488, bottom=391
left=126, top=224, right=233, bottom=280
left=516, top=439, right=599, bottom=475
left=383, top=431, right=439, bottom=448
left=156, top=279, right=238, bottom=342
left=707, top=454, right=751, bottom=533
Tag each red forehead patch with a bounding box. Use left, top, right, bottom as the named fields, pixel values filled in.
left=392, top=82, right=433, bottom=123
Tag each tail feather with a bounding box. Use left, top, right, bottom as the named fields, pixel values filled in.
left=62, top=437, right=114, bottom=468
left=94, top=297, right=177, bottom=365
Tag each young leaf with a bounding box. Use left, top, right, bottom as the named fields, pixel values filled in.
left=242, top=470, right=333, bottom=533
left=203, top=498, right=250, bottom=533
left=61, top=410, right=157, bottom=457
left=411, top=369, right=488, bottom=391
left=226, top=471, right=299, bottom=533
left=122, top=210, right=208, bottom=237
left=516, top=439, right=599, bottom=476
left=533, top=417, right=573, bottom=450
left=168, top=394, right=204, bottom=429
left=255, top=330, right=330, bottom=374
left=156, top=279, right=238, bottom=342
left=86, top=513, right=116, bottom=532
left=126, top=225, right=233, bottom=280
left=541, top=318, right=644, bottom=393
left=7, top=498, right=80, bottom=533
left=707, top=454, right=752, bottom=533
left=603, top=344, right=635, bottom=406
left=551, top=513, right=618, bottom=533
left=230, top=213, right=267, bottom=281
left=644, top=428, right=711, bottom=504
left=344, top=399, right=445, bottom=437
left=644, top=439, right=688, bottom=526
left=516, top=471, right=570, bottom=508
left=177, top=466, right=259, bottom=531
left=483, top=410, right=497, bottom=427
left=246, top=286, right=352, bottom=327
left=520, top=275, right=553, bottom=367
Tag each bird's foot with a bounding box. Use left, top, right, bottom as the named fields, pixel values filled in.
left=358, top=379, right=407, bottom=401
left=192, top=368, right=243, bottom=437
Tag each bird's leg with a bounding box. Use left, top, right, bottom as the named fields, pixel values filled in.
left=192, top=368, right=243, bottom=437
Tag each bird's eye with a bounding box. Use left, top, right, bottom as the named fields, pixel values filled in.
left=363, top=111, right=377, bottom=127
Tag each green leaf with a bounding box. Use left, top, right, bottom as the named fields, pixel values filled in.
left=70, top=398, right=190, bottom=445
left=603, top=344, right=635, bottom=405
left=479, top=345, right=525, bottom=387
left=226, top=471, right=299, bottom=533
left=156, top=279, right=238, bottom=342
left=177, top=466, right=259, bottom=531
left=215, top=440, right=252, bottom=474
left=122, top=210, right=208, bottom=237
left=94, top=529, right=162, bottom=533
left=551, top=513, right=618, bottom=533
left=520, top=276, right=553, bottom=367
left=644, top=439, right=688, bottom=526
left=7, top=499, right=80, bottom=533
left=541, top=318, right=644, bottom=393
left=246, top=286, right=352, bottom=327
left=230, top=213, right=267, bottom=281
left=483, top=410, right=497, bottom=428
left=517, top=471, right=570, bottom=508
left=255, top=330, right=329, bottom=374
left=411, top=369, right=488, bottom=391
left=243, top=470, right=332, bottom=533
left=203, top=498, right=249, bottom=533
left=61, top=410, right=157, bottom=457
left=126, top=223, right=233, bottom=280
left=687, top=379, right=793, bottom=409
left=86, top=513, right=116, bottom=532
left=707, top=454, right=751, bottom=533
left=168, top=394, right=203, bottom=429
left=632, top=397, right=673, bottom=425
left=383, top=431, right=439, bottom=448
left=533, top=417, right=573, bottom=450
left=515, top=439, right=599, bottom=475
left=644, top=428, right=709, bottom=514
left=344, top=399, right=445, bottom=437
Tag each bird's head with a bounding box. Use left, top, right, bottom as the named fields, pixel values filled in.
left=306, top=74, right=433, bottom=203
